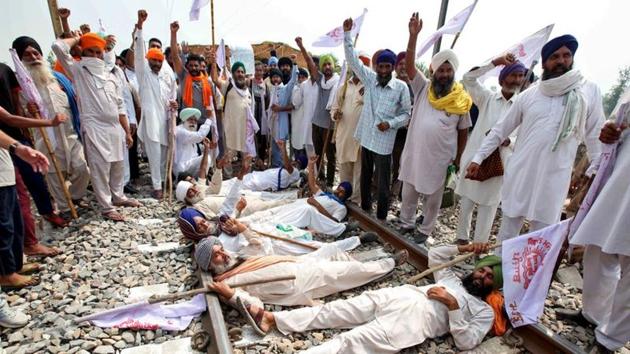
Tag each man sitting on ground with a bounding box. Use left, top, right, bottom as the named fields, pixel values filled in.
left=243, top=243, right=499, bottom=353
left=174, top=107, right=217, bottom=177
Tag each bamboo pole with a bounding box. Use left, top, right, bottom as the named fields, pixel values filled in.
left=46, top=0, right=63, bottom=38
left=35, top=112, right=77, bottom=219
left=406, top=244, right=499, bottom=283
left=251, top=228, right=319, bottom=250
left=165, top=110, right=176, bottom=203
left=210, top=0, right=216, bottom=46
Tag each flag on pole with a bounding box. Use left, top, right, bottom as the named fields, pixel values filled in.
left=312, top=9, right=367, bottom=47
left=502, top=220, right=570, bottom=327
left=416, top=0, right=478, bottom=58
left=190, top=0, right=210, bottom=21
left=216, top=38, right=226, bottom=72
left=9, top=49, right=57, bottom=148
left=479, top=24, right=554, bottom=82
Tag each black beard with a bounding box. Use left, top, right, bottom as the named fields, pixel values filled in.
left=377, top=73, right=392, bottom=87
left=432, top=77, right=454, bottom=97
left=235, top=79, right=246, bottom=89
left=542, top=63, right=573, bottom=80
left=462, top=273, right=493, bottom=299
left=282, top=72, right=291, bottom=85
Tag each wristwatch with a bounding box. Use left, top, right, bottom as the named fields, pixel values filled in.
left=8, top=142, right=20, bottom=154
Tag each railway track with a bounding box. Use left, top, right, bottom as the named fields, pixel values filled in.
left=194, top=204, right=585, bottom=354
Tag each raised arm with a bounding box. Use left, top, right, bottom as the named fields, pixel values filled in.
left=58, top=8, right=71, bottom=34
left=134, top=10, right=148, bottom=77
left=306, top=155, right=321, bottom=195
left=295, top=37, right=320, bottom=82
left=51, top=31, right=81, bottom=80
left=276, top=139, right=293, bottom=174
left=343, top=18, right=372, bottom=85
left=406, top=12, right=424, bottom=82
left=176, top=119, right=212, bottom=145
left=169, top=21, right=184, bottom=76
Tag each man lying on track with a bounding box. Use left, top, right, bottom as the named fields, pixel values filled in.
left=194, top=236, right=408, bottom=307
left=241, top=243, right=500, bottom=353
left=214, top=216, right=378, bottom=256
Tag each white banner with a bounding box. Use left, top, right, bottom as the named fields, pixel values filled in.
left=416, top=0, right=478, bottom=58
left=312, top=9, right=367, bottom=47
left=189, top=0, right=210, bottom=21
left=217, top=38, right=226, bottom=72
left=479, top=24, right=554, bottom=82
left=502, top=220, right=569, bottom=327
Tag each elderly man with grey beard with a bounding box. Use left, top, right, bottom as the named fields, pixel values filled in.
left=12, top=36, right=90, bottom=215
left=398, top=13, right=472, bottom=244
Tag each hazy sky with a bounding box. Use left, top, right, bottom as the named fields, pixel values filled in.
left=2, top=0, right=628, bottom=92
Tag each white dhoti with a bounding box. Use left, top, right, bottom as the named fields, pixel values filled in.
left=400, top=182, right=444, bottom=235
left=582, top=245, right=630, bottom=350
left=241, top=202, right=346, bottom=236
left=84, top=137, right=126, bottom=213
left=338, top=148, right=362, bottom=205
left=456, top=196, right=498, bottom=243
left=228, top=243, right=394, bottom=307
left=143, top=140, right=167, bottom=190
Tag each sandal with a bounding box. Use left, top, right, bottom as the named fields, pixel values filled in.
left=0, top=275, right=40, bottom=290
left=102, top=210, right=125, bottom=222
left=236, top=297, right=266, bottom=336
left=18, top=263, right=41, bottom=275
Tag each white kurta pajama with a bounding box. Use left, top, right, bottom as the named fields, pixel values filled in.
left=291, top=83, right=308, bottom=150
left=225, top=243, right=394, bottom=307
left=240, top=191, right=347, bottom=237
left=24, top=79, right=90, bottom=212
left=456, top=63, right=517, bottom=243
left=274, top=245, right=493, bottom=354
left=571, top=126, right=630, bottom=350
left=52, top=41, right=129, bottom=213
left=134, top=29, right=178, bottom=190
left=174, top=119, right=213, bottom=176
left=331, top=79, right=364, bottom=204
left=240, top=167, right=300, bottom=192
left=221, top=81, right=251, bottom=153
left=398, top=73, right=472, bottom=235
left=472, top=78, right=604, bottom=244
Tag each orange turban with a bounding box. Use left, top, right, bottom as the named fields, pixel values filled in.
left=146, top=48, right=165, bottom=61
left=79, top=33, right=106, bottom=51
left=359, top=55, right=371, bottom=66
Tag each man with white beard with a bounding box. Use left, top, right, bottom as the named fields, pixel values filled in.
left=195, top=235, right=407, bottom=308
left=134, top=10, right=178, bottom=200
left=174, top=107, right=217, bottom=177
left=52, top=31, right=142, bottom=221
left=12, top=36, right=90, bottom=214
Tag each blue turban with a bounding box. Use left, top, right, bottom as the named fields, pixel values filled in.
left=180, top=208, right=205, bottom=230
left=376, top=49, right=396, bottom=66
left=339, top=181, right=353, bottom=201
left=268, top=56, right=278, bottom=66
left=499, top=61, right=527, bottom=84
left=295, top=154, right=308, bottom=170
left=541, top=34, right=578, bottom=63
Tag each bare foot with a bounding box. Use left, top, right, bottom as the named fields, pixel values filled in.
left=103, top=210, right=125, bottom=222
left=24, top=243, right=62, bottom=257
left=0, top=273, right=40, bottom=289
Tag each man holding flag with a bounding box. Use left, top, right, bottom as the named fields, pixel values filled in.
left=466, top=35, right=605, bottom=249
left=399, top=13, right=472, bottom=244
left=343, top=18, right=411, bottom=221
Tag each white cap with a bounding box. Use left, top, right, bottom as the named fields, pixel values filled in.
left=176, top=181, right=194, bottom=202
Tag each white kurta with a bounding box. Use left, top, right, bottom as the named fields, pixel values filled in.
left=456, top=63, right=516, bottom=206
left=52, top=41, right=126, bottom=163
left=174, top=120, right=212, bottom=174
left=134, top=29, right=177, bottom=146
left=222, top=81, right=251, bottom=152
left=571, top=130, right=630, bottom=256
left=291, top=83, right=307, bottom=149
left=226, top=243, right=394, bottom=307
left=331, top=79, right=363, bottom=164
left=301, top=80, right=319, bottom=146
left=472, top=81, right=605, bottom=224
left=241, top=167, right=300, bottom=191
left=399, top=73, right=472, bottom=194
left=274, top=245, right=494, bottom=353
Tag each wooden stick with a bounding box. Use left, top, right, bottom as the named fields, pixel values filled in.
left=251, top=228, right=319, bottom=250
left=210, top=0, right=215, bottom=46
left=165, top=110, right=176, bottom=203
left=406, top=244, right=500, bottom=283
left=147, top=275, right=297, bottom=304
left=35, top=113, right=78, bottom=219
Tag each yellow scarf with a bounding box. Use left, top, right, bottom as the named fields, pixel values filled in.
left=428, top=82, right=472, bottom=115
left=214, top=255, right=297, bottom=282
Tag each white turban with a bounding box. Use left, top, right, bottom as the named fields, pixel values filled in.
left=176, top=181, right=194, bottom=202
left=430, top=49, right=459, bottom=73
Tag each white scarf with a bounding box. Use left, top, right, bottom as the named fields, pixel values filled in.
left=231, top=79, right=259, bottom=156
left=539, top=69, right=587, bottom=151
left=252, top=79, right=269, bottom=136
left=321, top=73, right=340, bottom=110
left=79, top=57, right=107, bottom=81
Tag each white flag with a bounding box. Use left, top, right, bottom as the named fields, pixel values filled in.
left=502, top=220, right=570, bottom=327
left=189, top=0, right=210, bottom=21
left=479, top=24, right=554, bottom=82
left=216, top=38, right=226, bottom=72
left=416, top=0, right=478, bottom=58
left=312, top=9, right=367, bottom=47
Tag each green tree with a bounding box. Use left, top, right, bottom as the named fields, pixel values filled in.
left=603, top=66, right=630, bottom=116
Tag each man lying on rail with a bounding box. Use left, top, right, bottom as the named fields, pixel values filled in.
left=241, top=243, right=500, bottom=353
left=213, top=216, right=378, bottom=256
left=194, top=236, right=408, bottom=308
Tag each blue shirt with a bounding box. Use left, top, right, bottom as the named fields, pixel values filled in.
left=344, top=32, right=411, bottom=155
left=273, top=65, right=298, bottom=140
